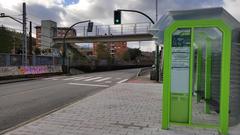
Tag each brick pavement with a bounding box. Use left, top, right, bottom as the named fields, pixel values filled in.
left=5, top=83, right=223, bottom=135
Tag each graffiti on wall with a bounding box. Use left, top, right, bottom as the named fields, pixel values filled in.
left=0, top=66, right=62, bottom=77
left=0, top=67, right=19, bottom=76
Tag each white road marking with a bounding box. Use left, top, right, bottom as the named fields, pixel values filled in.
left=105, top=81, right=112, bottom=83
left=68, top=83, right=109, bottom=87
left=84, top=77, right=102, bottom=81
left=63, top=77, right=84, bottom=80
left=74, top=76, right=93, bottom=81
left=117, top=79, right=128, bottom=84
left=94, top=77, right=112, bottom=82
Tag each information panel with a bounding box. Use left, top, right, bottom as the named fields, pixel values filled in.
left=171, top=29, right=191, bottom=93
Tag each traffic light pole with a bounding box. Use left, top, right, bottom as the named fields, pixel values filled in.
left=62, top=20, right=92, bottom=74
left=116, top=9, right=155, bottom=24
left=115, top=9, right=160, bottom=81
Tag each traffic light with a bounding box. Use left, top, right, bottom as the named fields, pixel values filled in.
left=114, top=10, right=121, bottom=24
left=87, top=22, right=93, bottom=32
left=0, top=13, right=5, bottom=17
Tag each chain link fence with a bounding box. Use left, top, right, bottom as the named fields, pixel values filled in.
left=0, top=53, right=62, bottom=66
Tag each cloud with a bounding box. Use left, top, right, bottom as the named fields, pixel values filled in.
left=1, top=0, right=237, bottom=52
left=0, top=0, right=226, bottom=28
left=27, top=4, right=66, bottom=23
left=223, top=0, right=240, bottom=21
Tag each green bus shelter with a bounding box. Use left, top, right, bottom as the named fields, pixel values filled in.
left=150, top=7, right=240, bottom=135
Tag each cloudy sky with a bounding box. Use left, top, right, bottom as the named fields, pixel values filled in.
left=0, top=0, right=240, bottom=51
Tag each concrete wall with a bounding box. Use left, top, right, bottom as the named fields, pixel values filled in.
left=0, top=65, right=62, bottom=77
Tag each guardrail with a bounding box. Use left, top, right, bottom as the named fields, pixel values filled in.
left=0, top=53, right=62, bottom=66
left=72, top=22, right=152, bottom=37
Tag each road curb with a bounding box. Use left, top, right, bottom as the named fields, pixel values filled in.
left=136, top=67, right=152, bottom=77
left=126, top=68, right=147, bottom=83
left=0, top=78, right=37, bottom=85
left=0, top=73, right=64, bottom=85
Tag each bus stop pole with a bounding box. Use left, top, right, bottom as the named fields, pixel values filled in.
left=156, top=44, right=160, bottom=81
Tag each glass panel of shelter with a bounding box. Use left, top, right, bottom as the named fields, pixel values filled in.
left=192, top=27, right=222, bottom=125
left=170, top=27, right=222, bottom=125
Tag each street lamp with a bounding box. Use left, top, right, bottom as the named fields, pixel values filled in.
left=62, top=20, right=94, bottom=73
left=0, top=13, right=23, bottom=24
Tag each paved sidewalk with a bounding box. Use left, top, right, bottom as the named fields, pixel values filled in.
left=5, top=83, right=221, bottom=135
left=127, top=69, right=156, bottom=84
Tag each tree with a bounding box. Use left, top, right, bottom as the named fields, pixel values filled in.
left=128, top=48, right=142, bottom=61
left=34, top=47, right=41, bottom=55
left=0, top=26, right=35, bottom=54
left=122, top=51, right=130, bottom=61
left=0, top=26, right=22, bottom=53
left=96, top=42, right=111, bottom=60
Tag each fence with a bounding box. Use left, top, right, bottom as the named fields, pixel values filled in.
left=0, top=53, right=62, bottom=66
left=73, top=22, right=152, bottom=37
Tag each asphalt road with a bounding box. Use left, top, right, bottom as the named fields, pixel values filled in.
left=0, top=68, right=139, bottom=132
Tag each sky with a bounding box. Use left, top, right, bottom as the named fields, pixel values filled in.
left=0, top=0, right=240, bottom=51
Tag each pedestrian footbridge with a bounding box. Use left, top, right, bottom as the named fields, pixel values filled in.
left=53, top=22, right=153, bottom=43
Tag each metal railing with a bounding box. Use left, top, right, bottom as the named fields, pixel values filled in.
left=69, top=22, right=152, bottom=37
left=0, top=53, right=62, bottom=66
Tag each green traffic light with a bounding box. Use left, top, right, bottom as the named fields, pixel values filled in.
left=114, top=10, right=121, bottom=24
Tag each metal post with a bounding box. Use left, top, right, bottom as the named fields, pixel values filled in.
left=156, top=0, right=158, bottom=22
left=32, top=55, right=36, bottom=66
left=6, top=54, right=10, bottom=66
left=95, top=26, right=98, bottom=36
left=134, top=24, right=137, bottom=34
left=83, top=26, right=86, bottom=36
left=156, top=43, right=160, bottom=81
left=155, top=0, right=160, bottom=81
left=121, top=24, right=123, bottom=35
left=22, top=2, right=27, bottom=66
left=21, top=6, right=24, bottom=65
left=51, top=47, right=54, bottom=66
left=29, top=21, right=32, bottom=55
left=108, top=25, right=110, bottom=35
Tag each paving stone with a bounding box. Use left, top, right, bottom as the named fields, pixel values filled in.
left=4, top=83, right=228, bottom=135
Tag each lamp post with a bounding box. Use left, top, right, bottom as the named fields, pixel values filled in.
left=62, top=20, right=93, bottom=73
left=155, top=0, right=160, bottom=81
left=0, top=2, right=27, bottom=66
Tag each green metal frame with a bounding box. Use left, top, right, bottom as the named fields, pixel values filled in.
left=189, top=27, right=194, bottom=123
left=162, top=19, right=231, bottom=135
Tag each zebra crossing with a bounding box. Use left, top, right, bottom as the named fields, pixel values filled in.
left=43, top=76, right=128, bottom=84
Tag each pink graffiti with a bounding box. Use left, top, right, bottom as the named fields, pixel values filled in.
left=18, top=66, right=50, bottom=75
